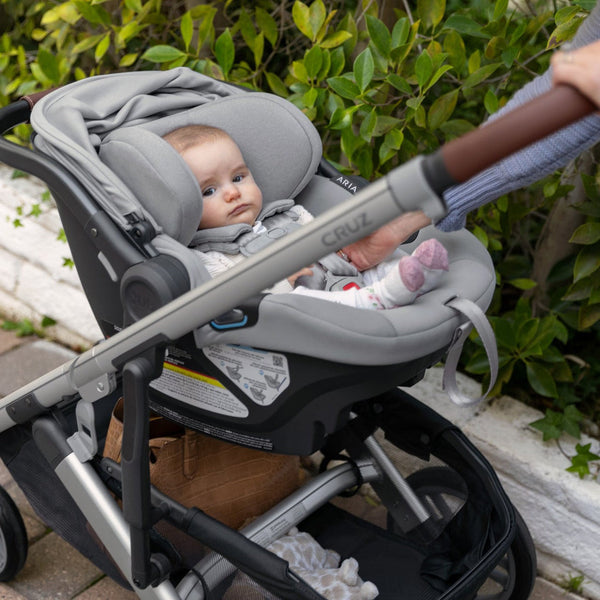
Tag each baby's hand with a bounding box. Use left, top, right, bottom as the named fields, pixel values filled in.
left=287, top=266, right=314, bottom=286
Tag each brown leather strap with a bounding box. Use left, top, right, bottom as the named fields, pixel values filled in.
left=19, top=88, right=57, bottom=111
left=441, top=84, right=597, bottom=183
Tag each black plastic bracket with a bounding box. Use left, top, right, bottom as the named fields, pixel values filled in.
left=120, top=347, right=170, bottom=589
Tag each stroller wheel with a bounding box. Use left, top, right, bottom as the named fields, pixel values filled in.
left=0, top=486, right=28, bottom=581
left=387, top=466, right=536, bottom=600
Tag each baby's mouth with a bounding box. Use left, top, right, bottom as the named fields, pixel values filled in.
left=229, top=203, right=250, bottom=216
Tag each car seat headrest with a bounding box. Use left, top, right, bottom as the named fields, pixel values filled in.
left=99, top=93, right=323, bottom=246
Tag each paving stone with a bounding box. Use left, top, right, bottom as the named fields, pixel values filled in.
left=0, top=339, right=76, bottom=397
left=0, top=584, right=28, bottom=599
left=0, top=331, right=28, bottom=356
left=72, top=575, right=137, bottom=599
left=10, top=532, right=102, bottom=600
left=530, top=577, right=583, bottom=600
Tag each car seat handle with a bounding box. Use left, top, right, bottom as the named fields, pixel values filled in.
left=423, top=84, right=597, bottom=194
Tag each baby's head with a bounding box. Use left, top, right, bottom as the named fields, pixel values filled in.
left=163, top=124, right=263, bottom=230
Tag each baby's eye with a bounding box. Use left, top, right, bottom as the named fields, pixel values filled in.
left=232, top=174, right=244, bottom=183
left=203, top=186, right=216, bottom=197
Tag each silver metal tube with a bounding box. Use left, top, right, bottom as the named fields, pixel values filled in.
left=55, top=453, right=180, bottom=600
left=177, top=459, right=381, bottom=599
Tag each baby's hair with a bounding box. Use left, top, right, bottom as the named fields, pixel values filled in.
left=163, top=124, right=230, bottom=154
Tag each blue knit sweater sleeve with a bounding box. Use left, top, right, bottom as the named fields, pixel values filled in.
left=436, top=1, right=600, bottom=232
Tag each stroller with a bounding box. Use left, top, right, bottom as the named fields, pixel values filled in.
left=0, top=68, right=591, bottom=600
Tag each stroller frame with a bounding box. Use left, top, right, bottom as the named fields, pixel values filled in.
left=0, top=79, right=593, bottom=599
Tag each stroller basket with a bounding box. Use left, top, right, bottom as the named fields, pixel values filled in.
left=0, top=70, right=592, bottom=599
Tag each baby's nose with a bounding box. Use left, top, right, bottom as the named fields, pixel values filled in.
left=224, top=183, right=241, bottom=201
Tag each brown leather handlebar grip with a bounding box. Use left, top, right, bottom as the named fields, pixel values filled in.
left=440, top=84, right=597, bottom=184
left=19, top=88, right=58, bottom=111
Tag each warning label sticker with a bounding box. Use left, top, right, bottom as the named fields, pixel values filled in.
left=202, top=344, right=290, bottom=406
left=150, top=361, right=249, bottom=418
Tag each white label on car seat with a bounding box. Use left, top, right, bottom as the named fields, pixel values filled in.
left=202, top=344, right=290, bottom=406
left=150, top=361, right=249, bottom=418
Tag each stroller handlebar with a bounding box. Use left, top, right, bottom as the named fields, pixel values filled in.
left=422, top=83, right=597, bottom=193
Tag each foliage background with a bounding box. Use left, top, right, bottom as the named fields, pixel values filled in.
left=1, top=0, right=600, bottom=472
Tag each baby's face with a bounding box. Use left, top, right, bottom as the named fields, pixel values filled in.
left=183, top=136, right=263, bottom=229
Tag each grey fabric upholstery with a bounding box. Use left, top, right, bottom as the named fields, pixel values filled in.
left=99, top=93, right=322, bottom=245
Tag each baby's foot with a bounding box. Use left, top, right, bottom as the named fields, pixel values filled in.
left=398, top=255, right=425, bottom=292
left=375, top=255, right=424, bottom=308
left=412, top=239, right=448, bottom=293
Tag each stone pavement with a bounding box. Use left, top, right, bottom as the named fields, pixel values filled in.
left=0, top=329, right=589, bottom=600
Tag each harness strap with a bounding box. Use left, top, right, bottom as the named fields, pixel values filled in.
left=442, top=297, right=498, bottom=406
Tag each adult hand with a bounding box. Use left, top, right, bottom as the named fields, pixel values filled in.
left=552, top=40, right=600, bottom=109
left=341, top=211, right=432, bottom=271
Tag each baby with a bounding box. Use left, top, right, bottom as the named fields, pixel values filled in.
left=163, top=124, right=448, bottom=309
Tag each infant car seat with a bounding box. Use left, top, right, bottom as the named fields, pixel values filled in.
left=29, top=68, right=495, bottom=455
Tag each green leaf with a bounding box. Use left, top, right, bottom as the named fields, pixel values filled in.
left=417, top=0, right=446, bottom=30
left=387, top=74, right=412, bottom=94
left=291, top=60, right=309, bottom=84
left=94, top=33, right=111, bottom=63
left=72, top=34, right=105, bottom=55
left=443, top=29, right=466, bottom=71
left=304, top=46, right=323, bottom=79
left=73, top=0, right=111, bottom=26
left=308, top=0, right=326, bottom=41
left=570, top=222, right=600, bottom=245
left=366, top=15, right=391, bottom=59
left=37, top=48, right=60, bottom=83
left=443, top=14, right=487, bottom=38
left=252, top=32, right=264, bottom=68
left=41, top=316, right=57, bottom=328
left=428, top=88, right=458, bottom=130
left=530, top=410, right=564, bottom=441
left=462, top=63, right=501, bottom=88
left=492, top=0, right=509, bottom=21
left=119, top=53, right=138, bottom=68
left=526, top=362, right=558, bottom=398
left=547, top=17, right=586, bottom=49
left=265, top=72, right=288, bottom=97
left=484, top=88, right=498, bottom=114
left=181, top=11, right=193, bottom=52
left=563, top=405, right=584, bottom=438
left=493, top=317, right=517, bottom=349
left=509, top=278, right=538, bottom=291
left=320, top=30, right=352, bottom=49
left=292, top=1, right=313, bottom=40
left=359, top=108, right=377, bottom=141
left=563, top=279, right=593, bottom=302
left=327, top=76, right=360, bottom=100
left=328, top=47, right=346, bottom=76
left=256, top=7, right=278, bottom=46
left=574, top=245, right=600, bottom=282
left=124, top=0, right=143, bottom=10
left=579, top=304, right=600, bottom=329
left=214, top=29, right=234, bottom=76
left=391, top=18, right=410, bottom=48
left=354, top=48, right=374, bottom=93
left=142, top=45, right=187, bottom=64
left=373, top=115, right=402, bottom=136
left=424, top=64, right=453, bottom=92
left=415, top=51, right=433, bottom=89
